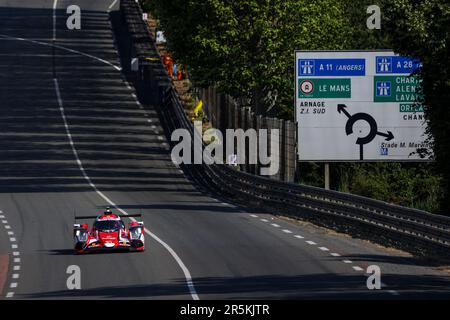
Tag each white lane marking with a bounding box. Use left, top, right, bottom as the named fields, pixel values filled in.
left=330, top=253, right=341, bottom=257
left=0, top=34, right=121, bottom=71
left=294, top=235, right=304, bottom=239
left=352, top=266, right=364, bottom=272
left=261, top=219, right=268, bottom=222
left=53, top=79, right=199, bottom=301
left=343, top=260, right=352, bottom=264
left=306, top=241, right=317, bottom=245
left=53, top=0, right=58, bottom=40
left=0, top=215, right=4, bottom=218
left=147, top=119, right=152, bottom=123
left=282, top=229, right=292, bottom=234
left=388, top=290, right=400, bottom=296
left=270, top=224, right=280, bottom=228
left=14, top=258, right=20, bottom=263
left=0, top=211, right=21, bottom=298
left=250, top=214, right=258, bottom=218
left=108, top=0, right=118, bottom=11
left=319, top=247, right=329, bottom=252
left=157, top=136, right=164, bottom=141
left=221, top=203, right=235, bottom=208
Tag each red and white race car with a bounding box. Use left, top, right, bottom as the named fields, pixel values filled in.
left=73, top=207, right=145, bottom=253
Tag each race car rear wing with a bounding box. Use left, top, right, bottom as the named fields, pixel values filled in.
left=74, top=214, right=143, bottom=219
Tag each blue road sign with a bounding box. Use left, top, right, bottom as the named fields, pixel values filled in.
left=298, top=59, right=365, bottom=77
left=376, top=56, right=422, bottom=74
left=376, top=81, right=391, bottom=97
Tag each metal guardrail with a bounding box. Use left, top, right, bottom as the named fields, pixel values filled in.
left=121, top=0, right=450, bottom=258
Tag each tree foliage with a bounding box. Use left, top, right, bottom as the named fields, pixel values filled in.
left=148, top=0, right=347, bottom=116
left=382, top=0, right=450, bottom=212
left=144, top=0, right=448, bottom=213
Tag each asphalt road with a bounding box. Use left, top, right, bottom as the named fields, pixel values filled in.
left=1, top=0, right=450, bottom=300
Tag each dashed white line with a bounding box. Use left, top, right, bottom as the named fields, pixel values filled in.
left=352, top=266, right=364, bottom=271
left=388, top=290, right=400, bottom=296
left=249, top=214, right=258, bottom=218
left=14, top=258, right=20, bottom=263
left=261, top=219, right=268, bottom=222
left=330, top=253, right=341, bottom=257
left=0, top=209, right=20, bottom=298
left=306, top=241, right=317, bottom=245
left=270, top=224, right=280, bottom=228
left=294, top=235, right=304, bottom=239
left=343, top=260, right=352, bottom=264
left=282, top=229, right=292, bottom=234
left=318, top=247, right=329, bottom=252
left=0, top=215, right=4, bottom=218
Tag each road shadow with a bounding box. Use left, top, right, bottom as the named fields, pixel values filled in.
left=0, top=6, right=192, bottom=195
left=20, top=272, right=450, bottom=299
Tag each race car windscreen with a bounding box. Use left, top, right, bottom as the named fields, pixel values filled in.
left=94, top=220, right=120, bottom=232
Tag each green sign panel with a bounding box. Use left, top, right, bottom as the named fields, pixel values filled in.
left=399, top=104, right=425, bottom=113
left=298, top=78, right=351, bottom=99
left=374, top=76, right=421, bottom=103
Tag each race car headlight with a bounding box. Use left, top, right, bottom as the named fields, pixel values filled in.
left=76, top=230, right=88, bottom=242
left=130, top=228, right=142, bottom=240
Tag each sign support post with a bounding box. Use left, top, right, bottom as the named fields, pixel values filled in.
left=324, top=163, right=330, bottom=190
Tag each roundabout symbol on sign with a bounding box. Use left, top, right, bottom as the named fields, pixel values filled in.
left=338, top=104, right=394, bottom=160
left=300, top=80, right=314, bottom=95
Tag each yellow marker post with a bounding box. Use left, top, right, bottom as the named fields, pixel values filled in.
left=193, top=100, right=203, bottom=117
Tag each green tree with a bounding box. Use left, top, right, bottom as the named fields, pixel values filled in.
left=382, top=0, right=450, bottom=212
left=148, top=0, right=347, bottom=117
